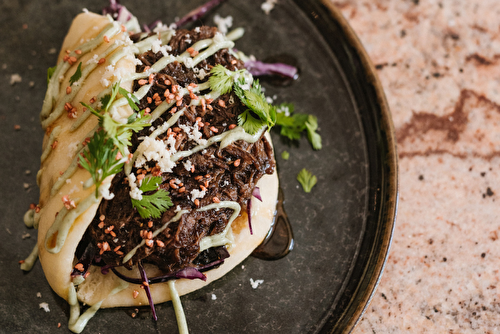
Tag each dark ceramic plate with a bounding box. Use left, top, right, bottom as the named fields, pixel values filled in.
left=0, top=0, right=397, bottom=333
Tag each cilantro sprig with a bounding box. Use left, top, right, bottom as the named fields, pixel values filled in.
left=131, top=176, right=173, bottom=219
left=81, top=82, right=151, bottom=154
left=275, top=103, right=322, bottom=150
left=209, top=65, right=276, bottom=135
left=297, top=168, right=317, bottom=193
left=79, top=129, right=125, bottom=197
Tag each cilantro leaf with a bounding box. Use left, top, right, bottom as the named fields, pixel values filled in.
left=69, top=62, right=82, bottom=85
left=305, top=115, right=322, bottom=150
left=81, top=83, right=151, bottom=154
left=238, top=110, right=264, bottom=135
left=79, top=129, right=124, bottom=197
left=281, top=151, right=290, bottom=160
left=209, top=64, right=245, bottom=94
left=234, top=79, right=275, bottom=129
left=131, top=176, right=173, bottom=219
left=119, top=87, right=140, bottom=111
left=297, top=168, right=317, bottom=193
left=275, top=104, right=322, bottom=150
left=47, top=65, right=57, bottom=84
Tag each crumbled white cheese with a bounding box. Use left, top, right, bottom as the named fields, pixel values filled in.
left=127, top=173, right=143, bottom=201
left=10, top=73, right=22, bottom=85
left=265, top=96, right=273, bottom=104
left=135, top=137, right=177, bottom=173
left=36, top=292, right=42, bottom=298
left=100, top=64, right=115, bottom=87
left=194, top=27, right=201, bottom=33
left=99, top=181, right=115, bottom=200
left=86, top=54, right=100, bottom=65
left=213, top=32, right=225, bottom=43
left=175, top=205, right=182, bottom=213
left=39, top=302, right=50, bottom=312
left=261, top=0, right=278, bottom=15
left=21, top=232, right=30, bottom=239
left=211, top=294, right=217, bottom=300
left=213, top=14, right=233, bottom=35
left=183, top=160, right=193, bottom=172
left=179, top=124, right=207, bottom=146
left=250, top=278, right=264, bottom=289
left=197, top=68, right=208, bottom=80
left=190, top=189, right=207, bottom=202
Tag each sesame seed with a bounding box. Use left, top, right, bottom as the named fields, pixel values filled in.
left=234, top=159, right=241, bottom=167
left=74, top=263, right=84, bottom=272
left=156, top=240, right=165, bottom=247
left=179, top=187, right=186, bottom=193
left=133, top=290, right=139, bottom=299
left=218, top=100, right=226, bottom=107
left=98, top=58, right=106, bottom=64
left=75, top=49, right=82, bottom=55
left=229, top=124, right=237, bottom=130
left=148, top=221, right=153, bottom=228
left=145, top=239, right=154, bottom=248
left=66, top=86, right=72, bottom=94
left=99, top=215, right=105, bottom=221
left=103, top=35, right=110, bottom=43
left=194, top=199, right=200, bottom=206
left=213, top=197, right=220, bottom=203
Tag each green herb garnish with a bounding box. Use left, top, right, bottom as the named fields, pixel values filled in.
left=297, top=168, right=317, bottom=193
left=47, top=65, right=57, bottom=84
left=281, top=151, right=290, bottom=160
left=234, top=79, right=276, bottom=132
left=81, top=82, right=150, bottom=154
left=275, top=103, right=322, bottom=150
left=209, top=64, right=245, bottom=94
left=78, top=129, right=125, bottom=197
left=131, top=176, right=173, bottom=219
left=69, top=62, right=82, bottom=85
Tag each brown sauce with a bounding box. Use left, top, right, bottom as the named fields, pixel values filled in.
left=252, top=188, right=294, bottom=260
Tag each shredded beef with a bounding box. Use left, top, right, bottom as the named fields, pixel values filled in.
left=85, top=26, right=275, bottom=274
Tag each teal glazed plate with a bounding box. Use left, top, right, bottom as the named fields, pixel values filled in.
left=0, top=0, right=397, bottom=333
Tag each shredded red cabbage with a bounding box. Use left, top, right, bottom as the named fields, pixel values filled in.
left=138, top=261, right=158, bottom=321
left=252, top=186, right=262, bottom=202
left=246, top=187, right=263, bottom=235
left=110, top=266, right=206, bottom=285
left=247, top=198, right=253, bottom=235
left=245, top=60, right=298, bottom=79
left=70, top=242, right=96, bottom=278
left=175, top=0, right=229, bottom=27
left=102, top=0, right=134, bottom=24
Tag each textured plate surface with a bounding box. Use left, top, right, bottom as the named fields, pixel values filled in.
left=0, top=0, right=397, bottom=333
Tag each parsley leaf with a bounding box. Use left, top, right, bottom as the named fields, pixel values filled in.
left=131, top=176, right=173, bottom=219
left=281, top=151, right=290, bottom=160
left=78, top=129, right=124, bottom=197
left=69, top=62, right=82, bottom=85
left=47, top=65, right=57, bottom=84
left=297, top=168, right=317, bottom=193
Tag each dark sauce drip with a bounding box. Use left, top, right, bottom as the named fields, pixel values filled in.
left=259, top=54, right=300, bottom=87
left=252, top=188, right=294, bottom=260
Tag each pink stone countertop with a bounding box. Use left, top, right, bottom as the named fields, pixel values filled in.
left=334, top=0, right=500, bottom=332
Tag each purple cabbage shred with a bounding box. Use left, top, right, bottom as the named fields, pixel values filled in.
left=102, top=0, right=134, bottom=24
left=252, top=186, right=262, bottom=202
left=245, top=60, right=298, bottom=79
left=175, top=0, right=229, bottom=28
left=138, top=261, right=158, bottom=321
left=110, top=265, right=207, bottom=285
left=247, top=198, right=253, bottom=235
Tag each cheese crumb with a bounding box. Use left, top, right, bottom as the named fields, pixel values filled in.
left=211, top=293, right=217, bottom=300
left=10, top=73, right=22, bottom=85
left=213, top=14, right=233, bottom=35
left=36, top=292, right=42, bottom=298
left=39, top=302, right=50, bottom=312
left=261, top=0, right=278, bottom=15
left=250, top=278, right=264, bottom=289
left=190, top=188, right=207, bottom=202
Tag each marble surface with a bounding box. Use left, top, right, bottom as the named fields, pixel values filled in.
left=334, top=0, right=500, bottom=332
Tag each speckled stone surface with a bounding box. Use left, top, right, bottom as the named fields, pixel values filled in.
left=335, top=0, right=500, bottom=332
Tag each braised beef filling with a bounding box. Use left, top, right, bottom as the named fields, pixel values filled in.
left=81, top=26, right=275, bottom=274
